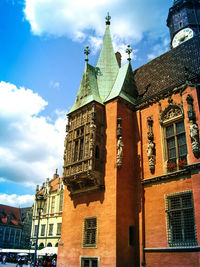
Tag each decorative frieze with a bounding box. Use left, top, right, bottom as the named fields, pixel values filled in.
left=159, top=97, right=184, bottom=125
left=186, top=94, right=200, bottom=158
left=147, top=117, right=155, bottom=173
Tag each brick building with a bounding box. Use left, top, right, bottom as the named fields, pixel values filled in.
left=0, top=204, right=32, bottom=249
left=58, top=1, right=200, bottom=266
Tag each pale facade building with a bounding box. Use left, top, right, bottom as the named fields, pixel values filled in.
left=31, top=171, right=64, bottom=248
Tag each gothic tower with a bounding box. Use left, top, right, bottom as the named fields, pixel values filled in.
left=167, top=0, right=200, bottom=47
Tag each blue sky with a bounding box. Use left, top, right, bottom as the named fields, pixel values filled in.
left=0, top=0, right=172, bottom=207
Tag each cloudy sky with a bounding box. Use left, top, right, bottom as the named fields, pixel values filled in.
left=0, top=0, right=173, bottom=207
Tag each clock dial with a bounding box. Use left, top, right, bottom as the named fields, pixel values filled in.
left=172, top=28, right=194, bottom=48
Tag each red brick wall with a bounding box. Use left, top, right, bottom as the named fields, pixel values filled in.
left=116, top=101, right=140, bottom=267
left=57, top=101, right=118, bottom=267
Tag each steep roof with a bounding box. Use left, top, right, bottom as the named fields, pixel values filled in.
left=96, top=25, right=119, bottom=101
left=106, top=62, right=138, bottom=104
left=134, top=35, right=200, bottom=99
left=0, top=204, right=22, bottom=227
left=69, top=22, right=139, bottom=114
left=69, top=63, right=102, bottom=113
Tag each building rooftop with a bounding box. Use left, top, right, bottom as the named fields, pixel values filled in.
left=134, top=35, right=200, bottom=100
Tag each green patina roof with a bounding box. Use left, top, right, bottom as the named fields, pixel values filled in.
left=105, top=62, right=138, bottom=104
left=69, top=63, right=102, bottom=114
left=96, top=25, right=119, bottom=102
left=69, top=23, right=138, bottom=114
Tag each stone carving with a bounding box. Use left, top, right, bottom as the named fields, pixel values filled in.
left=189, top=121, right=200, bottom=156
left=147, top=117, right=155, bottom=173
left=117, top=136, right=124, bottom=167
left=117, top=118, right=122, bottom=137
left=186, top=94, right=200, bottom=158
left=159, top=98, right=183, bottom=124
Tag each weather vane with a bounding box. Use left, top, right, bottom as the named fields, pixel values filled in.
left=105, top=12, right=111, bottom=25
left=125, top=44, right=133, bottom=61
left=84, top=45, right=90, bottom=62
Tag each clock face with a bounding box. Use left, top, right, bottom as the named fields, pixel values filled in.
left=172, top=28, right=194, bottom=48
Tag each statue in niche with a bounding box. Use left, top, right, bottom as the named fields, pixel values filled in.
left=189, top=120, right=199, bottom=143
left=147, top=140, right=154, bottom=158
left=189, top=120, right=200, bottom=157
left=117, top=136, right=124, bottom=167
left=147, top=140, right=155, bottom=172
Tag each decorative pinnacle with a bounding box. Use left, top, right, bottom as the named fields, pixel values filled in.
left=84, top=45, right=90, bottom=62
left=125, top=44, right=133, bottom=61
left=105, top=12, right=111, bottom=25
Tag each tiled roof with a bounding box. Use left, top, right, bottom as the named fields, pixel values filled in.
left=134, top=35, right=200, bottom=99
left=51, top=177, right=62, bottom=192
left=0, top=204, right=22, bottom=227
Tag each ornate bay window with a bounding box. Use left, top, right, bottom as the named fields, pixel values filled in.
left=160, top=97, right=188, bottom=172
left=63, top=103, right=105, bottom=196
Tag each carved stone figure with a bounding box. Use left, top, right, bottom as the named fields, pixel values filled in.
left=189, top=121, right=199, bottom=142
left=147, top=140, right=154, bottom=158
left=189, top=120, right=200, bottom=157
left=117, top=136, right=124, bottom=167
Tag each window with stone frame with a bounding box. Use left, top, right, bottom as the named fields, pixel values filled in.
left=81, top=257, right=98, bottom=267
left=164, top=120, right=187, bottom=172
left=50, top=196, right=55, bottom=214
left=73, top=127, right=85, bottom=162
left=41, top=224, right=46, bottom=236
left=165, top=191, right=197, bottom=247
left=83, top=217, right=97, bottom=248
left=34, top=225, right=38, bottom=237
left=42, top=200, right=47, bottom=214
left=48, top=224, right=53, bottom=236
left=57, top=223, right=62, bottom=235
left=59, top=192, right=64, bottom=212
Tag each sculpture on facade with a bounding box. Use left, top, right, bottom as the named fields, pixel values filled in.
left=147, top=117, right=155, bottom=173
left=117, top=136, right=124, bottom=167
left=186, top=94, right=200, bottom=158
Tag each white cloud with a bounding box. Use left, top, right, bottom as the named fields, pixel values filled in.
left=0, top=81, right=66, bottom=187
left=50, top=81, right=60, bottom=90
left=0, top=193, right=34, bottom=208
left=23, top=0, right=171, bottom=50
left=147, top=37, right=170, bottom=60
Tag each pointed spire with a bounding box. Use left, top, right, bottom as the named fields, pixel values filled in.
left=96, top=15, right=119, bottom=101
left=125, top=45, right=133, bottom=61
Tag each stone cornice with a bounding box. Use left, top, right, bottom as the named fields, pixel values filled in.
left=142, top=162, right=200, bottom=185
left=144, top=246, right=200, bottom=253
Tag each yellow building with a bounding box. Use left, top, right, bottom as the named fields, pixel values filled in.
left=31, top=171, right=64, bottom=248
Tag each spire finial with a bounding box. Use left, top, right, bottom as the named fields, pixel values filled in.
left=105, top=12, right=111, bottom=25
left=125, top=44, right=133, bottom=61
left=84, top=45, right=90, bottom=62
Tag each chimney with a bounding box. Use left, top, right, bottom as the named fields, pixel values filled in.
left=115, top=52, right=121, bottom=68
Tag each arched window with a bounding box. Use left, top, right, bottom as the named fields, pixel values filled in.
left=39, top=243, right=44, bottom=249
left=160, top=102, right=187, bottom=172
left=55, top=243, right=58, bottom=247
left=47, top=242, right=52, bottom=247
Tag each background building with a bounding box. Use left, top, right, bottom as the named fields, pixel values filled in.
left=0, top=204, right=32, bottom=249
left=58, top=1, right=200, bottom=266
left=31, top=171, right=64, bottom=249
